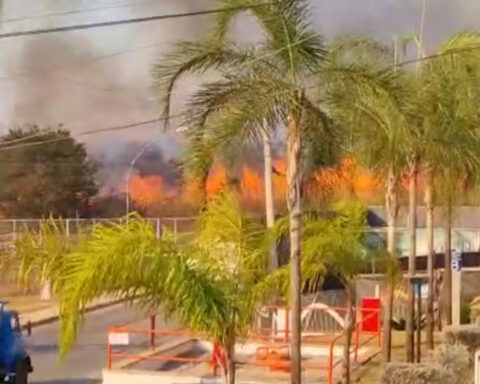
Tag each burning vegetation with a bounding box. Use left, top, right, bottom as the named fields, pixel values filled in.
left=122, top=156, right=386, bottom=217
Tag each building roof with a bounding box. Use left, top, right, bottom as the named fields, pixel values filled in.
left=368, top=206, right=480, bottom=228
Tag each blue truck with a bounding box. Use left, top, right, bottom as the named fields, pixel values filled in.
left=0, top=302, right=33, bottom=384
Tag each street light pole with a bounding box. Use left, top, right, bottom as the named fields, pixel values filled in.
left=125, top=139, right=157, bottom=217
left=125, top=126, right=188, bottom=217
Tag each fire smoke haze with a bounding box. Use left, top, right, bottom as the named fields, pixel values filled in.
left=0, top=0, right=478, bottom=193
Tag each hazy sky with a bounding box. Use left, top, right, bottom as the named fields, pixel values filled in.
left=0, top=0, right=478, bottom=160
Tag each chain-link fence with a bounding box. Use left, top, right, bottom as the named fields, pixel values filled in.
left=0, top=217, right=197, bottom=251
left=2, top=219, right=480, bottom=254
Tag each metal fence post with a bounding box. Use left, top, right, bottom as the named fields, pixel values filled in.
left=327, top=340, right=334, bottom=384
left=156, top=219, right=161, bottom=239
left=12, top=220, right=17, bottom=242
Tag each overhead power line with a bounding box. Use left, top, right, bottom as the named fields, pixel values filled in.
left=0, top=114, right=185, bottom=153
left=1, top=0, right=161, bottom=24
left=0, top=3, right=270, bottom=39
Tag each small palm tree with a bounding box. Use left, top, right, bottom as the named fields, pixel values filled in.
left=301, top=201, right=376, bottom=384
left=15, top=218, right=74, bottom=299
left=17, top=193, right=279, bottom=384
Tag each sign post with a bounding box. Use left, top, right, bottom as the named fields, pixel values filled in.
left=475, top=349, right=480, bottom=384
left=452, top=250, right=462, bottom=326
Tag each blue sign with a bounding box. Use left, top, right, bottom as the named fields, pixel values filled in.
left=452, top=251, right=462, bottom=272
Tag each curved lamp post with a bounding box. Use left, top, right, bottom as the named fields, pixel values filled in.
left=125, top=126, right=188, bottom=217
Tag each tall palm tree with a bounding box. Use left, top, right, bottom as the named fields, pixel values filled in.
left=412, top=32, right=480, bottom=338
left=152, top=3, right=326, bottom=382
left=428, top=33, right=480, bottom=328
left=153, top=2, right=399, bottom=380
left=325, top=36, right=410, bottom=362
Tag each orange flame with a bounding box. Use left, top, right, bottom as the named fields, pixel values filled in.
left=306, top=157, right=382, bottom=201
left=273, top=158, right=286, bottom=200
left=128, top=173, right=166, bottom=209
left=206, top=162, right=228, bottom=198
left=241, top=166, right=264, bottom=202
left=127, top=156, right=385, bottom=212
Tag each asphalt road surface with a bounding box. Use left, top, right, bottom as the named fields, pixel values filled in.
left=26, top=303, right=154, bottom=384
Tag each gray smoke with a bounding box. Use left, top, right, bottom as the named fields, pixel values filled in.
left=0, top=0, right=211, bottom=141
left=311, top=0, right=480, bottom=51
left=94, top=141, right=181, bottom=195
left=0, top=0, right=479, bottom=195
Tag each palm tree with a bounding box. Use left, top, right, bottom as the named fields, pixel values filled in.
left=325, top=36, right=409, bottom=362
left=153, top=2, right=401, bottom=379
left=152, top=3, right=327, bottom=382
left=336, top=32, right=480, bottom=358
left=301, top=201, right=377, bottom=384
left=412, top=32, right=480, bottom=337
left=17, top=193, right=280, bottom=384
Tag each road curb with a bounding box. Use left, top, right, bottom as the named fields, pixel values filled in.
left=22, top=298, right=125, bottom=329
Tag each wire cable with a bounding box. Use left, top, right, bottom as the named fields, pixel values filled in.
left=0, top=113, right=185, bottom=152
left=0, top=29, right=319, bottom=147
left=0, top=3, right=272, bottom=39
left=1, top=0, right=162, bottom=24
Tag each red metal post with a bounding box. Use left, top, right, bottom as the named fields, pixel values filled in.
left=150, top=315, right=156, bottom=351
left=107, top=344, right=113, bottom=369
left=377, top=308, right=382, bottom=347
left=327, top=340, right=334, bottom=384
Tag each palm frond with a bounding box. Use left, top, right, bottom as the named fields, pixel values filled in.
left=214, top=0, right=325, bottom=74
left=152, top=41, right=262, bottom=126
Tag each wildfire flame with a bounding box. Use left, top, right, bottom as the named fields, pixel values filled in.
left=206, top=162, right=228, bottom=198
left=127, top=157, right=384, bottom=212
left=306, top=157, right=382, bottom=201
left=241, top=166, right=264, bottom=202
left=128, top=173, right=167, bottom=209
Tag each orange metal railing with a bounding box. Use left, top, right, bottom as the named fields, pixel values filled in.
left=106, top=306, right=381, bottom=384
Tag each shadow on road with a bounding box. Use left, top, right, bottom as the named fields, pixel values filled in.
left=29, top=343, right=107, bottom=354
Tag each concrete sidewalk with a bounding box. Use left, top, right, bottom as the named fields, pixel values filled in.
left=6, top=295, right=121, bottom=327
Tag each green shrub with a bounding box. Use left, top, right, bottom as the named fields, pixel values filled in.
left=444, top=325, right=480, bottom=353
left=381, top=362, right=454, bottom=384
left=433, top=343, right=471, bottom=384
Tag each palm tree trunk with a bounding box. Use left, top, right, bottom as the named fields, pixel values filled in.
left=406, top=156, right=418, bottom=363
left=425, top=170, right=435, bottom=349
left=444, top=201, right=453, bottom=325
left=287, top=98, right=303, bottom=384
left=224, top=340, right=236, bottom=384
left=382, top=166, right=398, bottom=362
left=263, top=130, right=277, bottom=271
left=342, top=283, right=356, bottom=384
left=221, top=325, right=236, bottom=384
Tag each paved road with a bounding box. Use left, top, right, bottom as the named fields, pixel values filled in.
left=26, top=304, right=151, bottom=384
